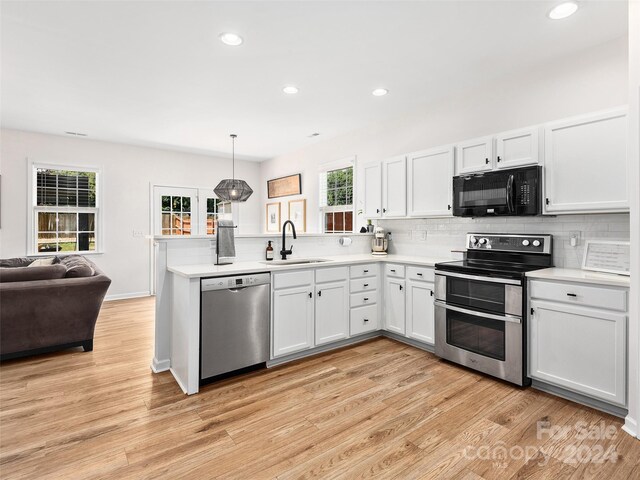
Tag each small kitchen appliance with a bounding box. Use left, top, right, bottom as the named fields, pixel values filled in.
left=434, top=233, right=553, bottom=386
left=371, top=226, right=388, bottom=256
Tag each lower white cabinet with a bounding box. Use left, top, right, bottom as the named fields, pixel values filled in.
left=272, top=286, right=315, bottom=358
left=406, top=279, right=435, bottom=345
left=529, top=280, right=628, bottom=407
left=315, top=281, right=349, bottom=345
left=385, top=277, right=406, bottom=335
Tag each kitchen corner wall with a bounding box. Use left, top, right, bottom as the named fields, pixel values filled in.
left=259, top=36, right=629, bottom=234
left=378, top=213, right=630, bottom=269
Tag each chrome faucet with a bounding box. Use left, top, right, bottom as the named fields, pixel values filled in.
left=280, top=220, right=297, bottom=260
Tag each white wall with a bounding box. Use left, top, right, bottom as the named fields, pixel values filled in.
left=0, top=129, right=262, bottom=298
left=259, top=36, right=629, bottom=233
left=625, top=0, right=640, bottom=439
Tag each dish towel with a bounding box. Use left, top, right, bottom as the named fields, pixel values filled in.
left=216, top=219, right=236, bottom=259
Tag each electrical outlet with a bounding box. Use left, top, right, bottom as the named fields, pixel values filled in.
left=569, top=231, right=581, bottom=247
left=413, top=230, right=427, bottom=241
left=132, top=230, right=145, bottom=238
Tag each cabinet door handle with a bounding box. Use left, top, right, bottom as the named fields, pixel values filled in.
left=566, top=293, right=577, bottom=297
left=430, top=290, right=434, bottom=296
left=485, top=158, right=489, bottom=164
left=364, top=283, right=369, bottom=287
left=364, top=269, right=369, bottom=273
left=308, top=292, right=312, bottom=298
left=318, top=290, right=322, bottom=297
left=447, top=204, right=451, bottom=210
left=390, top=269, right=396, bottom=273
left=417, top=273, right=423, bottom=277
left=399, top=285, right=403, bottom=291
left=383, top=208, right=387, bottom=213
left=364, top=297, right=369, bottom=301
left=363, top=318, right=369, bottom=323
left=497, top=155, right=501, bottom=163
left=376, top=208, right=380, bottom=213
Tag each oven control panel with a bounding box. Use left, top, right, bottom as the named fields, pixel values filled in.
left=467, top=234, right=552, bottom=254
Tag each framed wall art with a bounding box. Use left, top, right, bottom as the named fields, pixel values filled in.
left=267, top=174, right=302, bottom=199
left=265, top=202, right=281, bottom=233
left=288, top=199, right=307, bottom=233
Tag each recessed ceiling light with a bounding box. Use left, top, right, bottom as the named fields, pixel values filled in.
left=283, top=86, right=299, bottom=94
left=548, top=2, right=579, bottom=20
left=372, top=88, right=388, bottom=97
left=219, top=32, right=243, bottom=46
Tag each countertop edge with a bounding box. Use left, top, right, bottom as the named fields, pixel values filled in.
left=525, top=268, right=630, bottom=288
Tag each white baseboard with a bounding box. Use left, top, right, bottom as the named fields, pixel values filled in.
left=151, top=357, right=170, bottom=373
left=104, top=291, right=152, bottom=301
left=623, top=416, right=638, bottom=438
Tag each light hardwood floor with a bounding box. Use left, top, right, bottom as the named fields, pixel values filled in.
left=1, top=297, right=638, bottom=479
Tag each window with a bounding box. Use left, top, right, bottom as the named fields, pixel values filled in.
left=153, top=186, right=234, bottom=237
left=32, top=165, right=100, bottom=253
left=319, top=164, right=354, bottom=233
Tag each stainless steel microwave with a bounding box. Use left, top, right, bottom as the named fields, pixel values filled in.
left=452, top=166, right=541, bottom=217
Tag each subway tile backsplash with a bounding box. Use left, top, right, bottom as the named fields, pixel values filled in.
left=378, top=213, right=630, bottom=269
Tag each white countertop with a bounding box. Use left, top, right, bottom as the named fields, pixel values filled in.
left=526, top=268, right=630, bottom=288
left=168, top=254, right=452, bottom=278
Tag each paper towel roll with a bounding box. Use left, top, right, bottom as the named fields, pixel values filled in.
left=339, top=237, right=352, bottom=246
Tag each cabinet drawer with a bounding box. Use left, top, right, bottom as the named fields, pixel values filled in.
left=406, top=266, right=434, bottom=282
left=350, top=305, right=378, bottom=336
left=350, top=291, right=378, bottom=308
left=350, top=277, right=378, bottom=293
left=315, top=266, right=348, bottom=284
left=385, top=264, right=405, bottom=278
left=273, top=270, right=313, bottom=290
left=530, top=280, right=627, bottom=312
left=350, top=264, right=377, bottom=278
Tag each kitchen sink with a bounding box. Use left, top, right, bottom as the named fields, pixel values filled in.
left=260, top=258, right=332, bottom=265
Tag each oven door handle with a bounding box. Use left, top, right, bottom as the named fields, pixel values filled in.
left=435, top=270, right=521, bottom=286
left=434, top=300, right=522, bottom=324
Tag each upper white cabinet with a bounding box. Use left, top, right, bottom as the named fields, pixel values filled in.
left=495, top=127, right=540, bottom=170
left=362, top=162, right=382, bottom=218
left=544, top=107, right=628, bottom=214
left=381, top=156, right=407, bottom=217
left=456, top=135, right=494, bottom=174
left=407, top=146, right=454, bottom=217
left=363, top=156, right=407, bottom=218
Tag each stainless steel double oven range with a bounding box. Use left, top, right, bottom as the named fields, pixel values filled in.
left=434, top=233, right=553, bottom=386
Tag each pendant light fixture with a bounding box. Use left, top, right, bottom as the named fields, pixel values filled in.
left=214, top=134, right=253, bottom=202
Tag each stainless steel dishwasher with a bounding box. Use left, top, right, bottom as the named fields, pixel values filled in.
left=200, top=273, right=270, bottom=383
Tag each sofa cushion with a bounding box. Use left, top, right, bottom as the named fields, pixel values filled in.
left=58, top=255, right=95, bottom=278
left=0, top=264, right=67, bottom=283
left=28, top=257, right=56, bottom=267
left=0, top=258, right=33, bottom=268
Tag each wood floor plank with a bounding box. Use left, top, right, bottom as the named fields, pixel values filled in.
left=1, top=296, right=638, bottom=479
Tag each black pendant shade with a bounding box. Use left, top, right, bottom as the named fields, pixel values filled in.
left=214, top=134, right=253, bottom=202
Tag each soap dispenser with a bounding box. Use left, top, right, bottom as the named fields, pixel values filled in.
left=265, top=241, right=274, bottom=261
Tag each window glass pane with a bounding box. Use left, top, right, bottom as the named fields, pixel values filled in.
left=346, top=187, right=353, bottom=205
left=335, top=212, right=345, bottom=232
left=78, top=213, right=95, bottom=231
left=58, top=189, right=77, bottom=206
left=345, top=211, right=353, bottom=231
left=37, top=233, right=58, bottom=252
left=58, top=213, right=77, bottom=232
left=77, top=190, right=92, bottom=207
left=327, top=189, right=336, bottom=207
left=162, top=196, right=171, bottom=212
left=78, top=232, right=94, bottom=251
left=182, top=196, right=191, bottom=212
left=57, top=175, right=77, bottom=189
left=162, top=213, right=171, bottom=229
left=38, top=188, right=57, bottom=206
left=182, top=214, right=191, bottom=235
left=325, top=212, right=334, bottom=233
left=38, top=212, right=57, bottom=232
left=172, top=196, right=181, bottom=211
left=58, top=230, right=78, bottom=251
left=207, top=214, right=215, bottom=235
left=162, top=228, right=171, bottom=235
left=207, top=198, right=216, bottom=213
left=335, top=187, right=347, bottom=206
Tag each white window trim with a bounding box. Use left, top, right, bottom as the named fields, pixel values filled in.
left=318, top=156, right=357, bottom=233
left=27, top=159, right=104, bottom=256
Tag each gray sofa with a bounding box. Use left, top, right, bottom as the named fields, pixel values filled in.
left=0, top=256, right=111, bottom=361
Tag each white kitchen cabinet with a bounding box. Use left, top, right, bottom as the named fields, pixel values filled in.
left=381, top=156, right=407, bottom=217
left=385, top=278, right=406, bottom=335
left=406, top=280, right=435, bottom=345
left=362, top=161, right=382, bottom=218
left=543, top=107, right=628, bottom=214
left=529, top=299, right=626, bottom=406
left=272, top=286, right=315, bottom=357
left=495, top=126, right=539, bottom=170
left=315, top=281, right=349, bottom=345
left=455, top=135, right=494, bottom=174
left=407, top=146, right=454, bottom=217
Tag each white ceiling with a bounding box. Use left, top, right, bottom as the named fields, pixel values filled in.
left=0, top=1, right=628, bottom=161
